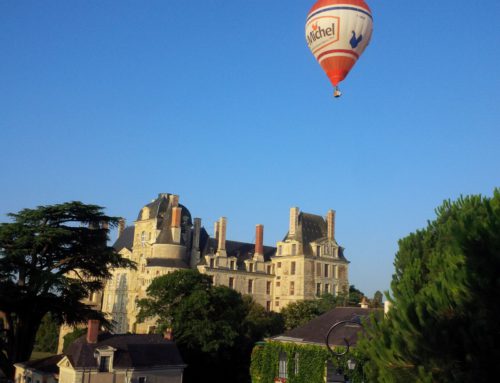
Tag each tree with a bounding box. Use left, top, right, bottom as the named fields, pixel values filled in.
left=0, top=202, right=135, bottom=377
left=137, top=269, right=284, bottom=383
left=371, top=290, right=383, bottom=308
left=33, top=313, right=59, bottom=354
left=358, top=190, right=500, bottom=382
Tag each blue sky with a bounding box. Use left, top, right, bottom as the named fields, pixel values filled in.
left=1, top=1, right=499, bottom=297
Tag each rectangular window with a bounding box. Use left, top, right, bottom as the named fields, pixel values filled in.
left=267, top=265, right=272, bottom=274
left=290, top=281, right=295, bottom=296
left=316, top=263, right=321, bottom=277
left=266, top=281, right=271, bottom=294
left=279, top=352, right=288, bottom=379
left=230, top=260, right=235, bottom=269
left=278, top=245, right=282, bottom=256
left=291, top=261, right=296, bottom=275
left=324, top=264, right=329, bottom=278
left=276, top=281, right=280, bottom=287
left=277, top=262, right=282, bottom=268
left=248, top=279, right=253, bottom=294
left=325, top=283, right=329, bottom=293
left=249, top=263, right=254, bottom=272
left=266, top=301, right=271, bottom=311
left=229, top=277, right=234, bottom=289
left=316, top=245, right=321, bottom=257
left=99, top=356, right=110, bottom=372
left=210, top=258, right=215, bottom=268
left=316, top=283, right=321, bottom=297
left=275, top=301, right=280, bottom=307
left=291, top=244, right=297, bottom=256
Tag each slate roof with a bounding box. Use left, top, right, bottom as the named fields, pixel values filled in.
left=273, top=307, right=381, bottom=346
left=113, top=226, right=135, bottom=252
left=201, top=236, right=276, bottom=269
left=65, top=333, right=185, bottom=369
left=16, top=355, right=63, bottom=374
left=146, top=258, right=190, bottom=269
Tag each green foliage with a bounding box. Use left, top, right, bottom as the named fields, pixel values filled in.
left=358, top=190, right=500, bottom=382
left=138, top=269, right=284, bottom=383
left=33, top=313, right=59, bottom=353
left=250, top=341, right=366, bottom=383
left=62, top=327, right=86, bottom=353
left=0, top=201, right=136, bottom=377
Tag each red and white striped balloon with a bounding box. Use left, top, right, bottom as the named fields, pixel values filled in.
left=305, top=0, right=373, bottom=96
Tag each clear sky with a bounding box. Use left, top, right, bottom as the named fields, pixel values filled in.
left=1, top=1, right=499, bottom=297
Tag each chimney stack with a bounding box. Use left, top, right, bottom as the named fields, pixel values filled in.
left=327, top=210, right=335, bottom=241
left=171, top=207, right=182, bottom=243
left=164, top=328, right=174, bottom=341
left=193, top=218, right=201, bottom=251
left=217, top=217, right=227, bottom=255
left=214, top=221, right=220, bottom=241
left=289, top=207, right=299, bottom=238
left=87, top=320, right=100, bottom=344
left=118, top=218, right=126, bottom=238
left=255, top=224, right=264, bottom=258
left=169, top=194, right=179, bottom=207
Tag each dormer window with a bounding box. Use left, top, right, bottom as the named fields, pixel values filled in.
left=94, top=346, right=116, bottom=372
left=99, top=356, right=110, bottom=372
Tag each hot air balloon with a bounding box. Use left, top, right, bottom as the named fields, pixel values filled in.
left=305, top=0, right=373, bottom=97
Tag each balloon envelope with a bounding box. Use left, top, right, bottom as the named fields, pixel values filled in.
left=305, top=0, right=373, bottom=89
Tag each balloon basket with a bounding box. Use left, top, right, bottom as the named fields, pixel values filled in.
left=334, top=87, right=342, bottom=98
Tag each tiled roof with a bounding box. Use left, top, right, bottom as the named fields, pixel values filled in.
left=18, top=355, right=63, bottom=374
left=273, top=307, right=381, bottom=346
left=65, top=333, right=185, bottom=369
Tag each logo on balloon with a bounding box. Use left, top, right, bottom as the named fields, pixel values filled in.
left=306, top=16, right=340, bottom=53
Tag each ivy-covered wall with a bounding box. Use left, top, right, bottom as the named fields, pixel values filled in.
left=250, top=341, right=366, bottom=383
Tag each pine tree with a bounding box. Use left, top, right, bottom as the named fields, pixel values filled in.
left=358, top=190, right=500, bottom=382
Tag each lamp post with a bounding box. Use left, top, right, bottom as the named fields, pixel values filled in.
left=325, top=317, right=364, bottom=383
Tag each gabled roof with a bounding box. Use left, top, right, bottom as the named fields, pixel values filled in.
left=65, top=333, right=185, bottom=369
left=15, top=355, right=63, bottom=374
left=273, top=307, right=381, bottom=346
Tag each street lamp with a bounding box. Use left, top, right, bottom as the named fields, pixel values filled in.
left=325, top=317, right=364, bottom=383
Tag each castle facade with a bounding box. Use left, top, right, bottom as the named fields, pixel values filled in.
left=100, top=193, right=350, bottom=334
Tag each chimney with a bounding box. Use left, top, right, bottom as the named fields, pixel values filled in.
left=171, top=207, right=182, bottom=243
left=218, top=217, right=227, bottom=255
left=118, top=218, right=126, bottom=238
left=169, top=194, right=179, bottom=207
left=384, top=300, right=392, bottom=315
left=87, top=319, right=100, bottom=344
left=193, top=218, right=201, bottom=251
left=164, top=328, right=174, bottom=341
left=289, top=207, right=299, bottom=238
left=360, top=296, right=369, bottom=309
left=190, top=218, right=202, bottom=268
left=254, top=224, right=264, bottom=260
left=327, top=209, right=335, bottom=241
left=214, top=221, right=220, bottom=241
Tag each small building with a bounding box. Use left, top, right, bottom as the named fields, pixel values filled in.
left=17, top=321, right=185, bottom=383
left=251, top=307, right=380, bottom=383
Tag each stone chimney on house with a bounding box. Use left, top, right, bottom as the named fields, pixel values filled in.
left=190, top=218, right=202, bottom=268
left=217, top=217, right=227, bottom=256
left=87, top=319, right=100, bottom=344
left=289, top=207, right=299, bottom=239
left=360, top=296, right=369, bottom=309
left=327, top=209, right=335, bottom=241
left=169, top=194, right=179, bottom=207
left=254, top=224, right=264, bottom=262
left=164, top=328, right=174, bottom=341
left=118, top=218, right=126, bottom=238
left=171, top=207, right=182, bottom=244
